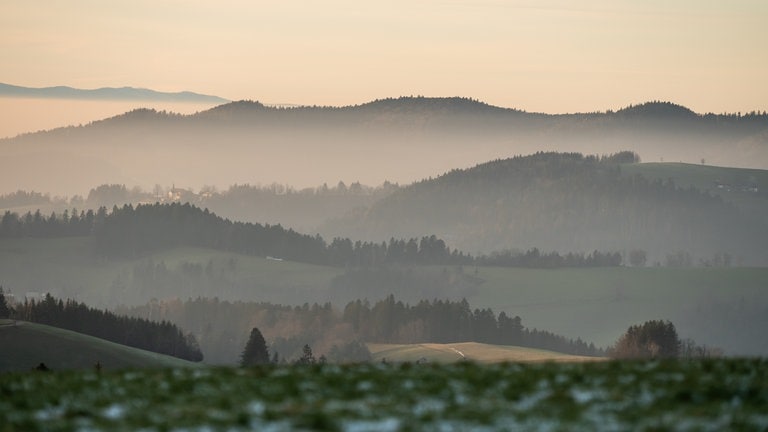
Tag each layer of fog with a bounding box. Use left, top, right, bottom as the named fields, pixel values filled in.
left=1, top=99, right=767, bottom=197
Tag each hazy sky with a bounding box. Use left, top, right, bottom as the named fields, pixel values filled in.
left=1, top=0, right=767, bottom=113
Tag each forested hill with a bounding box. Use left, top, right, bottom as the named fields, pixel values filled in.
left=0, top=202, right=473, bottom=267
left=2, top=97, right=767, bottom=196
left=0, top=202, right=626, bottom=269
left=320, top=152, right=768, bottom=266
left=10, top=293, right=203, bottom=362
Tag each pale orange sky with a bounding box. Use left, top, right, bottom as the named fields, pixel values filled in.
left=1, top=0, right=767, bottom=114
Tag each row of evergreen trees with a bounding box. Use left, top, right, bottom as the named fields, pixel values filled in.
left=343, top=296, right=602, bottom=356
left=476, top=248, right=622, bottom=268
left=11, top=294, right=203, bottom=362
left=0, top=202, right=624, bottom=268
left=119, top=295, right=603, bottom=363
left=1, top=207, right=102, bottom=238
left=608, top=319, right=722, bottom=359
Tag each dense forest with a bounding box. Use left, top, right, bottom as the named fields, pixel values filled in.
left=2, top=150, right=766, bottom=265
left=322, top=152, right=768, bottom=265
left=0, top=201, right=627, bottom=269
left=10, top=294, right=203, bottom=361
left=117, top=295, right=603, bottom=364
left=0, top=181, right=401, bottom=235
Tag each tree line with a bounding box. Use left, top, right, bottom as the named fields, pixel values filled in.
left=1, top=202, right=625, bottom=269
left=118, top=295, right=603, bottom=364
left=476, top=248, right=622, bottom=268
left=10, top=293, right=203, bottom=362
left=609, top=320, right=722, bottom=359
left=321, top=151, right=764, bottom=265
left=343, top=296, right=602, bottom=356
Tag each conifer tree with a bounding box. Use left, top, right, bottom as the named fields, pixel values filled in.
left=610, top=320, right=680, bottom=359
left=240, top=327, right=270, bottom=366
left=0, top=286, right=10, bottom=319
left=296, top=344, right=316, bottom=365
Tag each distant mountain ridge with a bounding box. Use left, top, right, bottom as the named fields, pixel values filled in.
left=0, top=82, right=229, bottom=103
left=1, top=96, right=767, bottom=196
left=193, top=97, right=761, bottom=118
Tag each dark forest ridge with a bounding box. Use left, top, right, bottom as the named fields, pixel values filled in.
left=0, top=82, right=229, bottom=103
left=84, top=97, right=767, bottom=120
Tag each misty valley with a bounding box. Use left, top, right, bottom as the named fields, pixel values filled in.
left=2, top=98, right=768, bottom=430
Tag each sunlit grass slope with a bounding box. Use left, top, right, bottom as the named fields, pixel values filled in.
left=368, top=342, right=603, bottom=364
left=0, top=320, right=199, bottom=372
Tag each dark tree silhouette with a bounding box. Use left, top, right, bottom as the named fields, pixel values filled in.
left=296, top=344, right=316, bottom=365
left=240, top=327, right=270, bottom=366
left=610, top=320, right=680, bottom=359
left=0, top=286, right=11, bottom=319
left=16, top=294, right=203, bottom=362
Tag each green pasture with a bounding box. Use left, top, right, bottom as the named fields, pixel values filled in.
left=622, top=162, right=768, bottom=216
left=0, top=320, right=198, bottom=373
left=468, top=266, right=768, bottom=355
left=0, top=237, right=342, bottom=307
left=623, top=162, right=768, bottom=192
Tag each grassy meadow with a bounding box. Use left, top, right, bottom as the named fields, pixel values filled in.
left=0, top=320, right=198, bottom=373
left=368, top=342, right=603, bottom=364
left=623, top=162, right=768, bottom=194
left=0, top=237, right=342, bottom=307
left=623, top=162, right=768, bottom=217
left=468, top=265, right=768, bottom=355
left=1, top=360, right=766, bottom=431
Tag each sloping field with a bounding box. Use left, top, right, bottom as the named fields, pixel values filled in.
left=0, top=320, right=198, bottom=372
left=368, top=342, right=603, bottom=364
left=623, top=162, right=768, bottom=194
left=622, top=162, right=768, bottom=216
left=468, top=266, right=768, bottom=356
left=0, top=237, right=341, bottom=306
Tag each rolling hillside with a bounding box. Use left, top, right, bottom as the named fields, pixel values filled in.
left=0, top=237, right=342, bottom=307
left=622, top=162, right=768, bottom=219
left=2, top=98, right=766, bottom=196
left=367, top=342, right=604, bottom=363
left=320, top=153, right=768, bottom=265
left=466, top=265, right=768, bottom=357
left=1, top=233, right=767, bottom=356
left=0, top=320, right=198, bottom=372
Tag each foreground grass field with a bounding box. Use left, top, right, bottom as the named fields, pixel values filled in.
left=0, top=320, right=198, bottom=373
left=1, top=360, right=766, bottom=431
left=368, top=342, right=603, bottom=364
